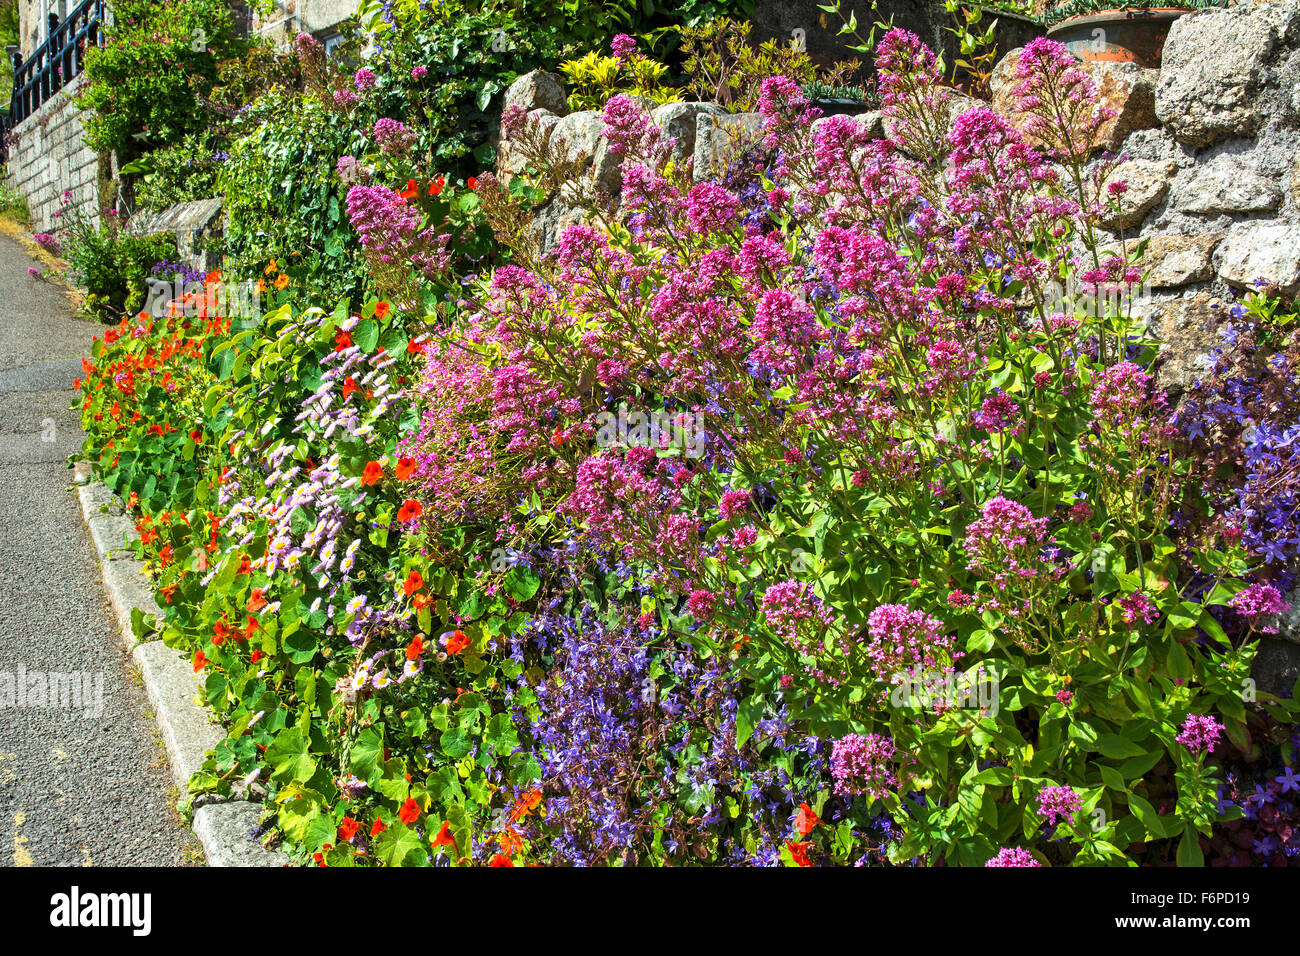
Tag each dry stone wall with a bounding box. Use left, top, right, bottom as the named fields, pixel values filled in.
left=494, top=0, right=1300, bottom=688
left=4, top=74, right=103, bottom=234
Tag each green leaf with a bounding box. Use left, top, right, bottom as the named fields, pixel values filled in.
left=1096, top=734, right=1148, bottom=759
left=1177, top=825, right=1204, bottom=867
left=373, top=822, right=426, bottom=866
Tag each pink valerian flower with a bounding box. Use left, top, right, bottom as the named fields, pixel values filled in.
left=756, top=75, right=818, bottom=152
left=749, top=289, right=825, bottom=373
left=1056, top=688, right=1073, bottom=704
left=610, top=33, right=637, bottom=61
left=973, top=392, right=1023, bottom=435
left=985, top=847, right=1041, bottom=867
left=600, top=94, right=666, bottom=162
left=963, top=496, right=1050, bottom=571
left=1037, top=785, right=1082, bottom=827
left=1117, top=591, right=1159, bottom=627
left=353, top=67, right=377, bottom=91
left=1009, top=37, right=1114, bottom=166
left=372, top=118, right=416, bottom=155
left=761, top=579, right=834, bottom=650
left=1176, top=714, right=1224, bottom=753
left=1089, top=361, right=1169, bottom=440
left=333, top=88, right=359, bottom=109
left=682, top=181, right=741, bottom=234
left=335, top=155, right=369, bottom=185
left=830, top=733, right=897, bottom=799
left=686, top=589, right=716, bottom=620
left=345, top=185, right=450, bottom=280
left=874, top=29, right=951, bottom=159
left=717, top=489, right=751, bottom=521
left=411, top=65, right=428, bottom=80
left=1229, top=582, right=1286, bottom=631
left=863, top=604, right=961, bottom=690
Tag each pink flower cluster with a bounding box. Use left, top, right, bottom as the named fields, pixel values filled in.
left=1176, top=714, right=1224, bottom=753
left=761, top=580, right=835, bottom=650
left=985, top=847, right=1041, bottom=867
left=830, top=733, right=897, bottom=799
left=1037, top=784, right=1082, bottom=827
left=862, top=603, right=960, bottom=688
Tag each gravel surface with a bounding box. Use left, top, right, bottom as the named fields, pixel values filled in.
left=0, top=234, right=197, bottom=866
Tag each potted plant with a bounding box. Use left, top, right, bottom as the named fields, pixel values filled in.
left=1041, top=0, right=1231, bottom=68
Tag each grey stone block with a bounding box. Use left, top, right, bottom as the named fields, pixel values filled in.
left=192, top=803, right=289, bottom=867
left=132, top=640, right=225, bottom=791
left=87, top=512, right=135, bottom=557
left=77, top=479, right=123, bottom=522
left=100, top=555, right=158, bottom=644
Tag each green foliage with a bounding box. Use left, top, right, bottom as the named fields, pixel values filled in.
left=218, top=89, right=369, bottom=312
left=55, top=200, right=176, bottom=321
left=0, top=175, right=29, bottom=225
left=558, top=48, right=681, bottom=111
left=132, top=133, right=224, bottom=212
left=679, top=17, right=862, bottom=111
left=75, top=0, right=250, bottom=156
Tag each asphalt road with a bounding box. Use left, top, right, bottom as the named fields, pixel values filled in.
left=0, top=233, right=196, bottom=866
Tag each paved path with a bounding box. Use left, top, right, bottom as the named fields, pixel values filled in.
left=0, top=233, right=196, bottom=866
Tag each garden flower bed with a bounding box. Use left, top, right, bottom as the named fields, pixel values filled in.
left=66, top=1, right=1300, bottom=867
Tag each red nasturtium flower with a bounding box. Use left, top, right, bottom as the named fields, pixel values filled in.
left=399, top=178, right=419, bottom=199
left=428, top=176, right=445, bottom=196
left=248, top=588, right=268, bottom=613
left=250, top=650, right=265, bottom=664
left=370, top=818, right=386, bottom=838
left=412, top=592, right=433, bottom=611
left=430, top=821, right=457, bottom=851
left=406, top=634, right=425, bottom=661
left=467, top=176, right=478, bottom=189
left=488, top=854, right=513, bottom=867
left=193, top=650, right=208, bottom=673
left=375, top=300, right=390, bottom=319
left=407, top=337, right=425, bottom=355
left=445, top=629, right=470, bottom=655
left=398, top=797, right=420, bottom=825
left=337, top=817, right=361, bottom=843
left=212, top=619, right=233, bottom=645
left=395, top=456, right=417, bottom=481
left=341, top=376, right=359, bottom=400
left=403, top=569, right=424, bottom=597
left=362, top=461, right=384, bottom=486
left=396, top=499, right=423, bottom=523
left=334, top=329, right=353, bottom=351
left=794, top=803, right=821, bottom=836
left=786, top=841, right=812, bottom=867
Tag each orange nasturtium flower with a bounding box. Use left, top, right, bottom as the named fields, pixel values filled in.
left=395, top=456, right=417, bottom=481
left=362, top=461, right=384, bottom=486
left=334, top=329, right=353, bottom=351
left=403, top=569, right=424, bottom=597
left=374, top=300, right=390, bottom=319
left=794, top=803, right=821, bottom=836
left=431, top=821, right=457, bottom=851
left=396, top=499, right=423, bottom=523
left=786, top=841, right=811, bottom=867
left=370, top=818, right=386, bottom=838
left=428, top=176, right=445, bottom=196
left=444, top=629, right=470, bottom=655
left=406, top=634, right=425, bottom=661
left=488, top=854, right=513, bottom=867
left=337, top=817, right=361, bottom=843
left=248, top=588, right=268, bottom=613
left=192, top=650, right=208, bottom=673
left=398, top=798, right=420, bottom=825
left=398, top=178, right=419, bottom=199
left=274, top=273, right=289, bottom=290
left=264, top=259, right=278, bottom=275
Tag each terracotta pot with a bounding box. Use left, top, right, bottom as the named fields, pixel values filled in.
left=1045, top=8, right=1187, bottom=68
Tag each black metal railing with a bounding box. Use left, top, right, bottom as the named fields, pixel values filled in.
left=5, top=0, right=105, bottom=128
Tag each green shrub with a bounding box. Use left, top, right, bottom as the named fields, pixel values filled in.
left=55, top=199, right=176, bottom=320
